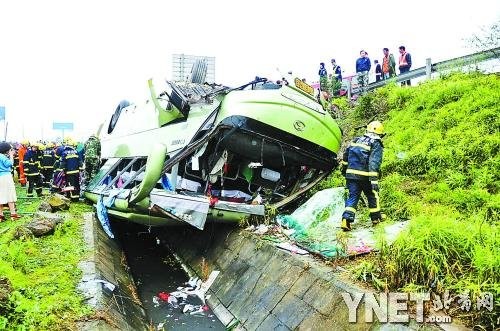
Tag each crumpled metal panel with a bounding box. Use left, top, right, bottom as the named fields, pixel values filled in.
left=214, top=201, right=265, bottom=216
left=150, top=192, right=210, bottom=230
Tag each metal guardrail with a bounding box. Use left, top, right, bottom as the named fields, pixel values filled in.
left=346, top=46, right=499, bottom=95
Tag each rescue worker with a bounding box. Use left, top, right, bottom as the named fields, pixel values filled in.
left=60, top=139, right=82, bottom=201
left=340, top=121, right=385, bottom=231
left=83, top=134, right=101, bottom=186
left=12, top=144, right=19, bottom=179
left=51, top=142, right=66, bottom=193
left=17, top=140, right=29, bottom=186
left=24, top=142, right=43, bottom=197
left=41, top=142, right=56, bottom=188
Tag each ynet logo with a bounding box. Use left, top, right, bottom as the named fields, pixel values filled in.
left=341, top=292, right=452, bottom=324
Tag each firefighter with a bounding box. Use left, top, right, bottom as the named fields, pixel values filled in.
left=51, top=142, right=65, bottom=193
left=17, top=140, right=29, bottom=186
left=12, top=143, right=19, bottom=179
left=60, top=139, right=82, bottom=201
left=340, top=121, right=385, bottom=231
left=41, top=142, right=56, bottom=188
left=24, top=142, right=44, bottom=197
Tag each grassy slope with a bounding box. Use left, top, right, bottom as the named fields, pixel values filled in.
left=327, top=72, right=499, bottom=327
left=0, top=188, right=93, bottom=330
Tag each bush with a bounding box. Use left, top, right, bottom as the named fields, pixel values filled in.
left=338, top=72, right=499, bottom=328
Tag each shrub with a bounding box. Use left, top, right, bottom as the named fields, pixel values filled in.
left=339, top=72, right=499, bottom=328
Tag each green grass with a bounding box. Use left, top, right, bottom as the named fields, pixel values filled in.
left=0, top=186, right=94, bottom=330
left=327, top=72, right=499, bottom=328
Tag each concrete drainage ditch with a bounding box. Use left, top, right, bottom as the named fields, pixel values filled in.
left=77, top=213, right=443, bottom=331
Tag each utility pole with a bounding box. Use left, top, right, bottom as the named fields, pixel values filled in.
left=0, top=106, right=5, bottom=140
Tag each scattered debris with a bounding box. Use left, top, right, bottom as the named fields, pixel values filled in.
left=347, top=242, right=373, bottom=255
left=275, top=242, right=308, bottom=255
left=158, top=292, right=170, bottom=302
left=152, top=271, right=220, bottom=320
left=253, top=224, right=269, bottom=235
left=200, top=271, right=220, bottom=294
left=93, top=279, right=116, bottom=292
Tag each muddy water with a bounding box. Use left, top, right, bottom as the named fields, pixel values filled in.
left=114, top=222, right=226, bottom=331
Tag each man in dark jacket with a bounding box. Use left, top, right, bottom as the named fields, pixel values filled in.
left=340, top=121, right=385, bottom=231
left=330, top=59, right=342, bottom=82
left=318, top=62, right=328, bottom=91
left=374, top=60, right=382, bottom=82
left=355, top=50, right=371, bottom=92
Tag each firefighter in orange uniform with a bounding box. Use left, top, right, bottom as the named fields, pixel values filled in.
left=17, top=140, right=29, bottom=187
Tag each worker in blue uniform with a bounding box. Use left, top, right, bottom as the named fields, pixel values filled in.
left=60, top=139, right=83, bottom=201
left=340, top=121, right=385, bottom=231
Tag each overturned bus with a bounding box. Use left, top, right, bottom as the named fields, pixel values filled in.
left=84, top=72, right=342, bottom=231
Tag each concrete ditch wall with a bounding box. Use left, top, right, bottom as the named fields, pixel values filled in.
left=78, top=213, right=148, bottom=331
left=164, top=224, right=376, bottom=331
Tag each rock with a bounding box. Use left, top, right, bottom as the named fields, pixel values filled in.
left=26, top=219, right=56, bottom=237
left=34, top=211, right=65, bottom=224
left=38, top=201, right=53, bottom=212
left=47, top=194, right=70, bottom=211
left=24, top=212, right=65, bottom=237
left=13, top=226, right=34, bottom=240
left=0, top=277, right=13, bottom=313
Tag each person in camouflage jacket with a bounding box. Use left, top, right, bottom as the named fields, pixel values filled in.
left=83, top=135, right=101, bottom=186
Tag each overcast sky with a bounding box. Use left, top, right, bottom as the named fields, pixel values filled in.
left=0, top=0, right=498, bottom=142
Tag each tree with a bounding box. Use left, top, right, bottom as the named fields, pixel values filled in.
left=465, top=20, right=500, bottom=57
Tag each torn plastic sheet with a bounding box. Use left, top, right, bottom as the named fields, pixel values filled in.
left=96, top=195, right=115, bottom=239
left=276, top=187, right=409, bottom=259
left=253, top=224, right=269, bottom=235
left=93, top=279, right=116, bottom=292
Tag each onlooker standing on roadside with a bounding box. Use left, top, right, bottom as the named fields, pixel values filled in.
left=329, top=58, right=342, bottom=96
left=330, top=59, right=342, bottom=82
left=374, top=60, right=382, bottom=82
left=398, top=46, right=412, bottom=86
left=318, top=62, right=328, bottom=91
left=0, top=142, right=21, bottom=221
left=382, top=48, right=396, bottom=79
left=355, top=50, right=371, bottom=92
